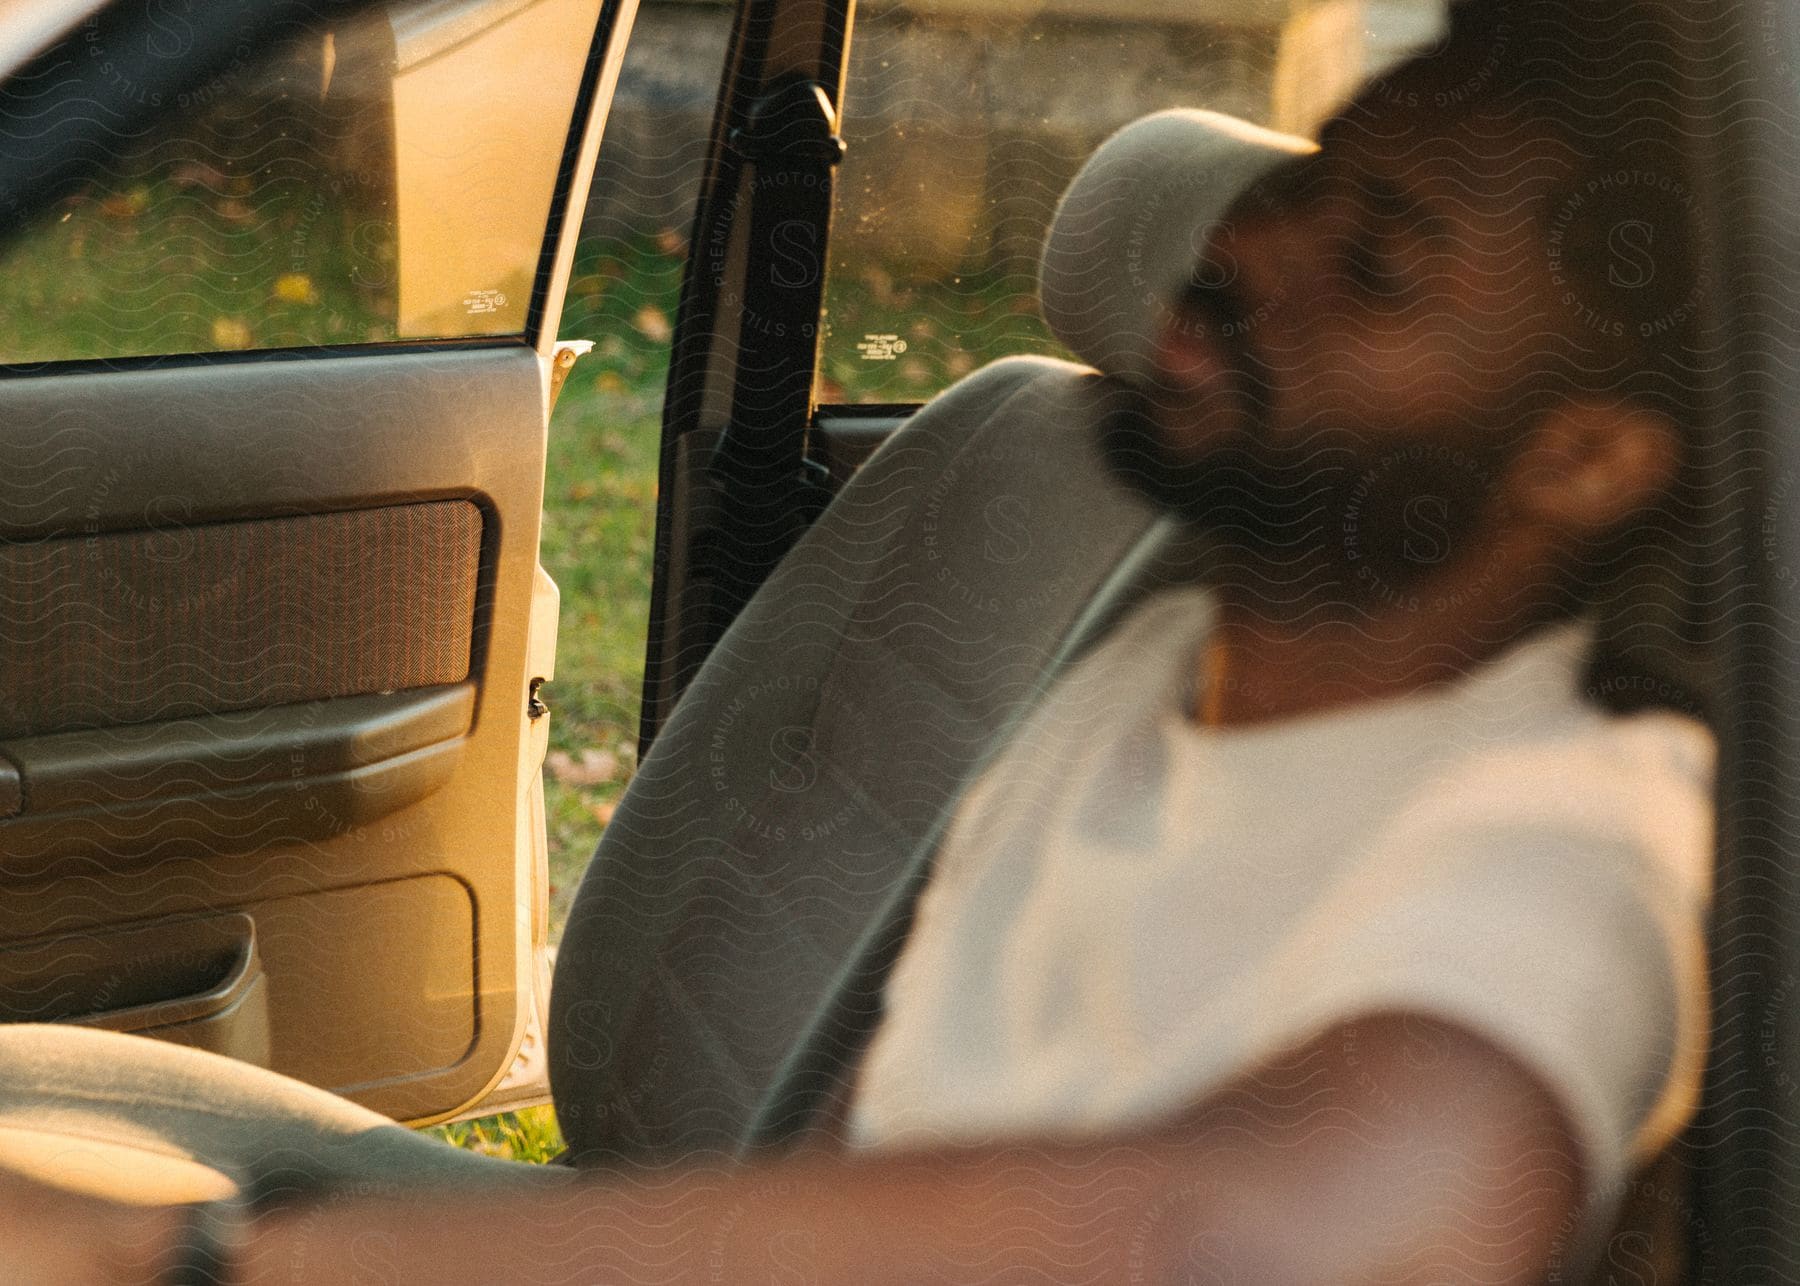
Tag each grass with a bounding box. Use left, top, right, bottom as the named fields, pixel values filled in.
left=0, top=170, right=398, bottom=364
left=429, top=1106, right=567, bottom=1163
left=535, top=233, right=686, bottom=937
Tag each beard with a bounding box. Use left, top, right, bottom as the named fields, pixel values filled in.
left=1101, top=284, right=1518, bottom=599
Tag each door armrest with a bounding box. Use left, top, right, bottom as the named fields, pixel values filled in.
left=0, top=684, right=475, bottom=871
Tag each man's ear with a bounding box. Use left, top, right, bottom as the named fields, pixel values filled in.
left=1506, top=400, right=1680, bottom=535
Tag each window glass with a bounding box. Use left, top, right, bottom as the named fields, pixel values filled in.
left=819, top=0, right=1439, bottom=402
left=0, top=0, right=601, bottom=365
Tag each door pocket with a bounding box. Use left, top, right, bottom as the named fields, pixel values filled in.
left=0, top=911, right=270, bottom=1066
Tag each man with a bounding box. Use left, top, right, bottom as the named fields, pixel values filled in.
left=848, top=0, right=1709, bottom=1272
left=2, top=1, right=1712, bottom=1281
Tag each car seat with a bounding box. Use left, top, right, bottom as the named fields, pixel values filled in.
left=548, top=109, right=1316, bottom=1165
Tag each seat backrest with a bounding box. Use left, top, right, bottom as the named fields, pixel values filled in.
left=548, top=111, right=1310, bottom=1165
left=549, top=358, right=1182, bottom=1161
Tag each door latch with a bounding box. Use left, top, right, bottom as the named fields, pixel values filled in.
left=548, top=338, right=594, bottom=412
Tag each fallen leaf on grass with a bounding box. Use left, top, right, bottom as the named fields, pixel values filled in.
left=631, top=305, right=672, bottom=344
left=170, top=162, right=229, bottom=190
left=210, top=317, right=254, bottom=350
left=273, top=273, right=318, bottom=305
left=547, top=748, right=618, bottom=786
left=860, top=266, right=895, bottom=305
left=99, top=187, right=151, bottom=219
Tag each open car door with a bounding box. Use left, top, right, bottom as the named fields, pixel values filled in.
left=0, top=0, right=635, bottom=1125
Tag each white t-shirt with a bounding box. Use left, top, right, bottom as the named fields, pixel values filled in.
left=849, top=589, right=1714, bottom=1260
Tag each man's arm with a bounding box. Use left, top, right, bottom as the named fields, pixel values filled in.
left=154, top=1012, right=1575, bottom=1285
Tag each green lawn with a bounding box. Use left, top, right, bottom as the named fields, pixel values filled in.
left=0, top=171, right=397, bottom=364
left=428, top=1104, right=568, bottom=1163
left=535, top=234, right=685, bottom=937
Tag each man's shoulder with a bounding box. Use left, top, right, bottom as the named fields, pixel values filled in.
left=1384, top=704, right=1715, bottom=895
left=1426, top=705, right=1713, bottom=817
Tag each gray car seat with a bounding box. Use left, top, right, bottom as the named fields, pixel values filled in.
left=548, top=110, right=1313, bottom=1165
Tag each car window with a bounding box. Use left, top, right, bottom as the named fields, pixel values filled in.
left=817, top=0, right=1441, bottom=403
left=0, top=0, right=602, bottom=366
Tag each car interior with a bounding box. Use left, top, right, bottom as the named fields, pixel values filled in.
left=1, top=0, right=1797, bottom=1278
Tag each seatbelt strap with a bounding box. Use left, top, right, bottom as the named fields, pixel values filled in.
left=701, top=76, right=844, bottom=640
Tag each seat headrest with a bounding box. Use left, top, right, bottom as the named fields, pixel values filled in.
left=1037, top=110, right=1316, bottom=381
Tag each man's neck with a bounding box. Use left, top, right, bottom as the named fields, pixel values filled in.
left=1196, top=552, right=1554, bottom=729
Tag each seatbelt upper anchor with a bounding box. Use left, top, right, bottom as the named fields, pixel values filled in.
left=730, top=78, right=846, bottom=169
